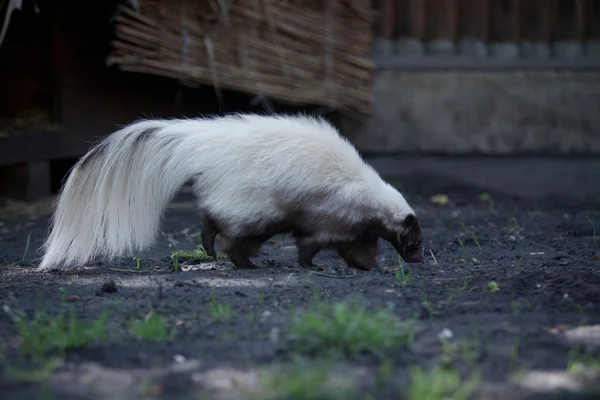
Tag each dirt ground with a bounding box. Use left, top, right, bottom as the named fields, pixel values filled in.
left=0, top=173, right=599, bottom=400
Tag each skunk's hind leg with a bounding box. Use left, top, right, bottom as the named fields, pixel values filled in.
left=334, top=239, right=378, bottom=271
left=219, top=236, right=263, bottom=269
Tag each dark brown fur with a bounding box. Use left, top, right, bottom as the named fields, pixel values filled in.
left=199, top=207, right=425, bottom=270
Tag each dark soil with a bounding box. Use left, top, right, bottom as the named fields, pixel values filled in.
left=1, top=173, right=599, bottom=400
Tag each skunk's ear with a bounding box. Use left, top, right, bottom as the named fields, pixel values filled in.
left=402, top=214, right=419, bottom=232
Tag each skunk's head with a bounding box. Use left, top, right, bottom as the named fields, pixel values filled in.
left=388, top=214, right=424, bottom=264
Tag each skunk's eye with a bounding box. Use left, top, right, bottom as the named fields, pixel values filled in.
left=414, top=240, right=421, bottom=247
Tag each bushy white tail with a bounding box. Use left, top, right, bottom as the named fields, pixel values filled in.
left=38, top=119, right=196, bottom=270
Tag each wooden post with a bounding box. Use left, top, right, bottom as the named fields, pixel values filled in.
left=510, top=0, right=521, bottom=42
left=49, top=0, right=65, bottom=125
left=445, top=0, right=458, bottom=42
left=380, top=0, right=396, bottom=38
left=473, top=0, right=489, bottom=42
left=539, top=0, right=556, bottom=44
left=409, top=0, right=427, bottom=41
left=574, top=0, right=588, bottom=43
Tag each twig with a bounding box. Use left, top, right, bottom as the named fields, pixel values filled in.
left=282, top=265, right=358, bottom=279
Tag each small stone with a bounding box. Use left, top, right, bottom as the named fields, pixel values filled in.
left=437, top=328, right=453, bottom=340
left=101, top=280, right=117, bottom=293
left=430, top=194, right=449, bottom=206
left=269, top=327, right=280, bottom=343
left=67, top=295, right=79, bottom=302
left=149, top=385, right=162, bottom=397
left=174, top=354, right=186, bottom=363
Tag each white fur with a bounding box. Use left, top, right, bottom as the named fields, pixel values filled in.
left=38, top=114, right=414, bottom=270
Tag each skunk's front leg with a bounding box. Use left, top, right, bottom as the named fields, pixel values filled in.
left=296, top=239, right=322, bottom=269
left=334, top=239, right=378, bottom=271
left=219, top=236, right=263, bottom=269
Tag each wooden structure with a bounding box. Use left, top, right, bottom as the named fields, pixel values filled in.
left=1, top=0, right=599, bottom=200
left=372, top=0, right=600, bottom=69
left=0, top=0, right=375, bottom=200
left=107, top=0, right=376, bottom=115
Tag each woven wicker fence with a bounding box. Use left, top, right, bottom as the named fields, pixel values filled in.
left=106, top=0, right=377, bottom=115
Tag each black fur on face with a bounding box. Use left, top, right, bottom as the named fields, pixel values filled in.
left=388, top=214, right=425, bottom=264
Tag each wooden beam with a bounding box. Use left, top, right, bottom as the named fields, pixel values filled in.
left=371, top=53, right=600, bottom=70
left=409, top=0, right=427, bottom=41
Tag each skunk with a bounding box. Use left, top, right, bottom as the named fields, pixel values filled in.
left=37, top=114, right=425, bottom=271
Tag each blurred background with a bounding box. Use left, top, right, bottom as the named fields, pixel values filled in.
left=0, top=0, right=599, bottom=201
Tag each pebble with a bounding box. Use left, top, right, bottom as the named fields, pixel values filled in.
left=101, top=280, right=117, bottom=293
left=174, top=354, right=186, bottom=363
left=67, top=295, right=79, bottom=302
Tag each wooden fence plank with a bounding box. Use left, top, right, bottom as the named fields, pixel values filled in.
left=445, top=0, right=458, bottom=42
left=380, top=0, right=397, bottom=38
left=409, top=0, right=427, bottom=40
left=474, top=0, right=490, bottom=42
left=539, top=0, right=557, bottom=43
left=376, top=0, right=593, bottom=45
left=510, top=0, right=521, bottom=42
left=574, top=0, right=589, bottom=42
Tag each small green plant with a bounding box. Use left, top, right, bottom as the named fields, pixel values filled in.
left=407, top=365, right=480, bottom=400
left=507, top=217, right=521, bottom=232
left=395, top=256, right=413, bottom=286
left=287, top=297, right=414, bottom=358
left=567, top=347, right=600, bottom=375
left=428, top=249, right=438, bottom=265
left=173, top=253, right=179, bottom=271
left=136, top=257, right=141, bottom=268
left=209, top=292, right=235, bottom=323
left=421, top=298, right=434, bottom=318
left=510, top=338, right=521, bottom=372
left=487, top=282, right=500, bottom=292
left=258, top=290, right=266, bottom=304
left=21, top=233, right=31, bottom=264
left=170, top=245, right=227, bottom=269
left=256, top=359, right=354, bottom=400
left=129, top=309, right=174, bottom=341
left=586, top=215, right=597, bottom=239
left=448, top=278, right=470, bottom=303
left=2, top=357, right=64, bottom=384
left=376, top=358, right=394, bottom=387
left=471, top=233, right=481, bottom=253
left=248, top=310, right=257, bottom=325
left=478, top=192, right=491, bottom=203
left=457, top=237, right=468, bottom=263
left=438, top=336, right=482, bottom=370
left=5, top=293, right=109, bottom=359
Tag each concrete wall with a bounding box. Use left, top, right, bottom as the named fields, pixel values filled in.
left=342, top=69, right=600, bottom=154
